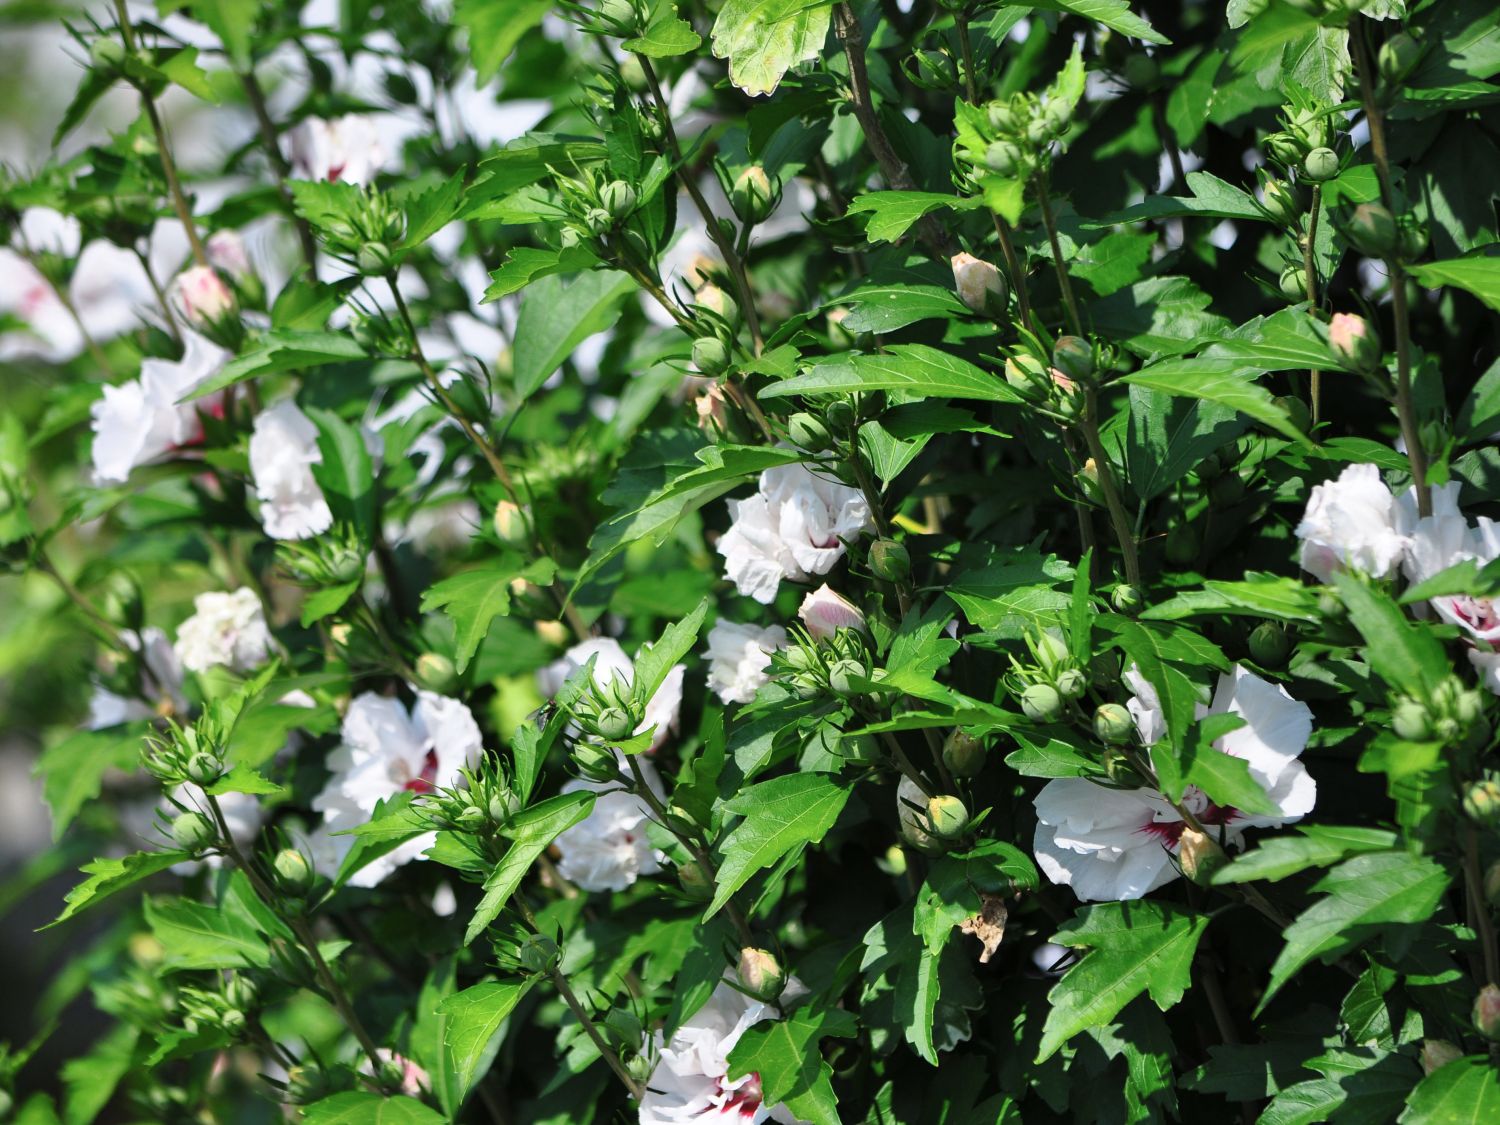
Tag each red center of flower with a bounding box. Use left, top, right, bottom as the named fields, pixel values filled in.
left=327, top=163, right=346, bottom=183
left=1138, top=798, right=1237, bottom=847
left=1451, top=596, right=1500, bottom=635
left=717, top=1071, right=764, bottom=1117
left=403, top=749, right=440, bottom=794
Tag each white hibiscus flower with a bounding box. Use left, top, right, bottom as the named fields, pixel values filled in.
left=311, top=691, right=484, bottom=887
left=1294, top=463, right=1410, bottom=584
left=554, top=760, right=666, bottom=893
left=249, top=399, right=334, bottom=541
left=173, top=588, right=273, bottom=675
left=86, top=626, right=186, bottom=729
left=1033, top=665, right=1316, bottom=902
left=287, top=115, right=388, bottom=185
left=717, top=463, right=874, bottom=605
left=704, top=620, right=786, bottom=704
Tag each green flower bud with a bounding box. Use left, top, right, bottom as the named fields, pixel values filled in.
left=693, top=283, right=738, bottom=323
left=286, top=1064, right=335, bottom=1105
left=984, top=140, right=1023, bottom=176
left=1051, top=336, right=1094, bottom=383
left=488, top=790, right=519, bottom=824
left=736, top=947, right=787, bottom=1002
left=573, top=740, right=622, bottom=782
left=600, top=180, right=638, bottom=219
left=1021, top=683, right=1063, bottom=723
left=1462, top=779, right=1500, bottom=827
left=1474, top=983, right=1500, bottom=1042
left=1177, top=826, right=1227, bottom=886
left=1279, top=264, right=1309, bottom=303
left=787, top=412, right=832, bottom=452
left=185, top=751, right=222, bottom=787
left=1302, top=147, right=1339, bottom=183
left=1248, top=622, right=1291, bottom=668
left=869, top=538, right=911, bottom=582
left=926, top=795, right=970, bottom=840
left=1111, top=584, right=1143, bottom=616
left=414, top=652, right=458, bottom=694
left=1378, top=32, right=1421, bottom=84
left=1094, top=702, right=1135, bottom=745
left=594, top=706, right=637, bottom=742
left=691, top=335, right=730, bottom=377
left=1344, top=202, right=1398, bottom=257
left=171, top=811, right=217, bottom=852
left=1485, top=860, right=1500, bottom=909
left=89, top=37, right=127, bottom=72
left=987, top=99, right=1020, bottom=134
left=1264, top=131, right=1307, bottom=166
left=356, top=241, right=396, bottom=276
left=519, top=933, right=560, bottom=974
left=677, top=859, right=714, bottom=901
left=1033, top=630, right=1070, bottom=672
left=1260, top=179, right=1301, bottom=227
left=272, top=848, right=315, bottom=897
left=828, top=658, right=867, bottom=697
left=942, top=730, right=986, bottom=778
left=824, top=399, right=856, bottom=431
left=1056, top=668, right=1087, bottom=701
left=224, top=974, right=259, bottom=1012
left=492, top=500, right=531, bottom=547
left=1398, top=221, right=1428, bottom=263
left=730, top=166, right=777, bottom=225
left=584, top=206, right=613, bottom=235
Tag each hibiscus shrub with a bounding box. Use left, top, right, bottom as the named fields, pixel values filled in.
left=5, top=0, right=1500, bottom=1121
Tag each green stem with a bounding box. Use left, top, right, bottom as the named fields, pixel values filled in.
left=239, top=67, right=320, bottom=277
left=1465, top=828, right=1500, bottom=986
left=133, top=244, right=182, bottom=345
left=1033, top=170, right=1084, bottom=337
left=1077, top=395, right=1141, bottom=587
left=1302, top=183, right=1322, bottom=425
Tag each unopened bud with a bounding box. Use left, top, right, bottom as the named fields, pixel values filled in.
left=600, top=180, right=638, bottom=219
left=1260, top=179, right=1301, bottom=226
left=1328, top=312, right=1380, bottom=372
left=1112, top=584, right=1143, bottom=616
left=1279, top=265, right=1308, bottom=303
left=185, top=752, right=222, bottom=787
left=1462, top=779, right=1500, bottom=827
left=572, top=741, right=621, bottom=782
left=984, top=140, right=1022, bottom=176
left=677, top=859, right=713, bottom=901
left=1378, top=33, right=1421, bottom=84
left=1420, top=1038, right=1463, bottom=1076
left=926, top=795, right=970, bottom=840
left=224, top=974, right=259, bottom=1012
left=1474, top=983, right=1500, bottom=1041
left=1391, top=699, right=1430, bottom=742
left=1178, top=827, right=1227, bottom=885
left=414, top=652, right=458, bottom=694
left=951, top=253, right=1007, bottom=316
left=798, top=584, right=866, bottom=641
left=492, top=500, right=530, bottom=547
left=828, top=658, right=867, bottom=698
left=171, top=811, right=216, bottom=852
left=594, top=706, right=636, bottom=742
left=824, top=399, right=855, bottom=431
left=272, top=848, right=315, bottom=897
left=942, top=730, right=986, bottom=778
left=89, top=37, right=127, bottom=71
left=1094, top=703, right=1135, bottom=745
left=693, top=283, right=737, bottom=323
left=869, top=538, right=911, bottom=582
left=1345, top=203, right=1398, bottom=258
left=1248, top=622, right=1291, bottom=668
left=730, top=166, right=777, bottom=225
left=518, top=933, right=560, bottom=974
left=1302, top=147, right=1339, bottom=183
left=1021, top=683, right=1063, bottom=723
left=691, top=335, right=730, bottom=377
left=1051, top=336, right=1094, bottom=382
left=1056, top=668, right=1087, bottom=700
left=787, top=412, right=832, bottom=452
left=1033, top=630, right=1070, bottom=672
left=736, top=947, right=787, bottom=1002
left=169, top=266, right=237, bottom=326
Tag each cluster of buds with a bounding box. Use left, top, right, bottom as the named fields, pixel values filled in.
left=1263, top=103, right=1333, bottom=178
left=276, top=523, right=368, bottom=589
left=177, top=975, right=258, bottom=1038
left=592, top=0, right=642, bottom=36
left=419, top=761, right=521, bottom=835
left=1004, top=336, right=1105, bottom=423
left=557, top=167, right=648, bottom=262
left=143, top=713, right=228, bottom=791
left=896, top=776, right=971, bottom=854
left=1338, top=202, right=1427, bottom=262
left=1392, top=676, right=1488, bottom=750
left=1008, top=628, right=1088, bottom=724
left=974, top=91, right=1071, bottom=181
left=316, top=187, right=406, bottom=275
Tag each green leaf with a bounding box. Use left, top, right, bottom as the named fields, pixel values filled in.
left=512, top=271, right=637, bottom=400
left=306, top=406, right=376, bottom=542
left=482, top=244, right=599, bottom=300
left=1143, top=575, right=1324, bottom=624
left=195, top=0, right=259, bottom=70
left=155, top=47, right=219, bottom=103
left=948, top=546, right=1074, bottom=635
left=301, top=1093, right=447, bottom=1125
left=631, top=598, right=709, bottom=720
left=835, top=284, right=971, bottom=333
left=726, top=1006, right=858, bottom=1125
left=145, top=896, right=270, bottom=971
left=1005, top=735, right=1102, bottom=778
left=1123, top=357, right=1308, bottom=444
left=436, top=980, right=531, bottom=1110
left=400, top=171, right=467, bottom=250
left=37, top=726, right=143, bottom=837
left=1213, top=825, right=1399, bottom=885
left=1333, top=574, right=1451, bottom=701
left=206, top=763, right=285, bottom=797
left=1261, top=1047, right=1418, bottom=1125
left=1260, top=851, right=1451, bottom=1013
left=845, top=192, right=983, bottom=243
left=420, top=555, right=560, bottom=672
left=709, top=773, right=853, bottom=918
left=625, top=9, right=703, bottom=56
left=1176, top=713, right=1279, bottom=817
left=299, top=580, right=361, bottom=627
left=1091, top=277, right=1232, bottom=358
left=1411, top=257, right=1500, bottom=313
left=454, top=0, right=552, bottom=83
left=1400, top=1057, right=1500, bottom=1123
left=1017, top=0, right=1169, bottom=45
left=1125, top=385, right=1247, bottom=501
left=1038, top=900, right=1211, bottom=1061
left=465, top=791, right=595, bottom=943
left=710, top=0, right=833, bottom=96
left=1098, top=171, right=1263, bottom=225
left=765, top=345, right=1020, bottom=404
left=184, top=332, right=367, bottom=401
left=45, top=851, right=189, bottom=928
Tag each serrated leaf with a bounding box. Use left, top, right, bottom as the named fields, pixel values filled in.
left=300, top=1093, right=446, bottom=1125
left=145, top=896, right=270, bottom=971
left=1399, top=1056, right=1500, bottom=1123
left=625, top=10, right=702, bottom=57
left=1213, top=825, right=1398, bottom=885
left=184, top=331, right=367, bottom=401
left=436, top=980, right=531, bottom=1109
left=710, top=0, right=832, bottom=97
left=845, top=192, right=983, bottom=243
left=307, top=406, right=376, bottom=542
left=709, top=773, right=853, bottom=918
left=765, top=345, right=1021, bottom=404
left=482, top=245, right=599, bottom=300
left=1017, top=0, right=1169, bottom=45
left=1333, top=574, right=1451, bottom=701
left=1123, top=357, right=1308, bottom=444
left=37, top=726, right=144, bottom=837
left=420, top=556, right=560, bottom=672
left=1038, top=900, right=1211, bottom=1061
left=1412, top=257, right=1500, bottom=314
left=631, top=598, right=708, bottom=720
left=454, top=0, right=552, bottom=82
left=512, top=271, right=637, bottom=400
left=45, top=851, right=189, bottom=928
left=725, top=1006, right=858, bottom=1125
left=465, top=791, right=594, bottom=943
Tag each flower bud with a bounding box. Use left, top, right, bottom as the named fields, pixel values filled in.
left=1032, top=629, right=1070, bottom=672
left=677, top=859, right=714, bottom=901
left=518, top=933, right=560, bottom=974
left=787, top=411, right=832, bottom=452
left=1260, top=179, right=1300, bottom=227
left=286, top=1064, right=336, bottom=1105
left=1052, top=336, right=1094, bottom=383
left=1484, top=861, right=1500, bottom=909
left=1398, top=221, right=1428, bottom=263
left=869, top=538, right=911, bottom=582
left=1419, top=1039, right=1463, bottom=1076
left=1474, top=983, right=1500, bottom=1041
left=1056, top=668, right=1087, bottom=701
left=1104, top=745, right=1146, bottom=786
left=926, top=795, right=970, bottom=840
left=824, top=399, right=855, bottom=431
left=224, top=974, right=259, bottom=1012
left=950, top=253, right=1007, bottom=316
left=1111, top=584, right=1143, bottom=616
left=170, top=811, right=217, bottom=852
left=1328, top=312, right=1380, bottom=372
left=691, top=335, right=730, bottom=377
left=941, top=730, right=985, bottom=778
left=492, top=500, right=531, bottom=547
left=185, top=752, right=222, bottom=787
left=1378, top=32, right=1421, bottom=84
left=984, top=140, right=1023, bottom=176
left=1094, top=703, right=1135, bottom=745
left=828, top=658, right=867, bottom=697
left=1021, top=683, right=1063, bottom=723
left=573, top=741, right=622, bottom=782
left=1264, top=131, right=1306, bottom=166
left=594, top=706, right=636, bottom=742
left=1177, top=827, right=1227, bottom=885
left=414, top=652, right=459, bottom=694
left=89, top=37, right=128, bottom=71
left=169, top=266, right=237, bottom=327
left=1302, top=147, right=1339, bottom=183
left=272, top=848, right=315, bottom=897
left=1279, top=265, right=1308, bottom=303
left=799, top=584, right=867, bottom=641
left=736, top=947, right=787, bottom=1002
left=1248, top=622, right=1291, bottom=669
left=1345, top=203, right=1398, bottom=257
left=730, top=166, right=777, bottom=225
left=1462, top=779, right=1500, bottom=827
left=357, top=241, right=396, bottom=275
left=693, top=283, right=737, bottom=323
left=600, top=180, right=638, bottom=219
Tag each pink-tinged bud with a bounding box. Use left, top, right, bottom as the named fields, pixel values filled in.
left=1474, top=983, right=1500, bottom=1041
left=1177, top=827, right=1227, bottom=885
left=1049, top=367, right=1076, bottom=393
left=694, top=384, right=729, bottom=435
left=169, top=266, right=236, bottom=326
left=951, top=252, right=1007, bottom=315
left=1328, top=312, right=1380, bottom=372
left=1420, top=1039, right=1463, bottom=1075
left=798, top=584, right=867, bottom=641
left=736, top=947, right=786, bottom=1001
left=206, top=230, right=252, bottom=281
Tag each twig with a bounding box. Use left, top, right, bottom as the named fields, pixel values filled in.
left=1301, top=184, right=1322, bottom=424
left=1077, top=393, right=1141, bottom=587
left=1033, top=169, right=1084, bottom=337
left=239, top=67, right=320, bottom=276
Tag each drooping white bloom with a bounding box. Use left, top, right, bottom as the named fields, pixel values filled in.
left=89, top=332, right=231, bottom=483
left=797, top=584, right=866, bottom=641
left=704, top=620, right=786, bottom=704
left=1294, top=463, right=1409, bottom=583
left=1033, top=665, right=1316, bottom=902
left=312, top=691, right=484, bottom=887
left=287, top=115, right=388, bottom=185
left=639, top=980, right=807, bottom=1125
left=173, top=588, right=273, bottom=674
left=86, top=627, right=187, bottom=729
left=249, top=399, right=333, bottom=540
left=717, top=463, right=874, bottom=604
left=554, top=762, right=665, bottom=893
left=538, top=637, right=685, bottom=751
